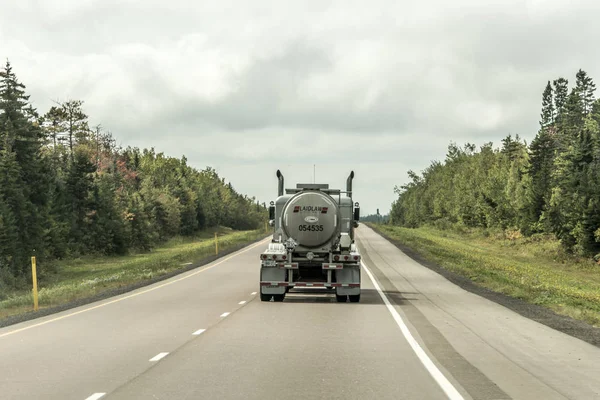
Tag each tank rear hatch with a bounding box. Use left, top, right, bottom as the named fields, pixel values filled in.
left=282, top=190, right=340, bottom=248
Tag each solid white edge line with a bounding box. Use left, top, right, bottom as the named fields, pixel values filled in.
left=149, top=352, right=169, bottom=362
left=193, top=328, right=206, bottom=336
left=251, top=292, right=257, bottom=295
left=220, top=312, right=230, bottom=317
left=238, top=301, right=247, bottom=305
left=361, top=261, right=465, bottom=400
left=85, top=393, right=106, bottom=400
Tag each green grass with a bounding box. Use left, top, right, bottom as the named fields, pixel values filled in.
left=0, top=227, right=268, bottom=320
left=368, top=223, right=600, bottom=327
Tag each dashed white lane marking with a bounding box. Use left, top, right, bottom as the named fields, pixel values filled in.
left=85, top=393, right=106, bottom=400
left=149, top=352, right=169, bottom=362
left=193, top=329, right=206, bottom=336
left=238, top=301, right=247, bottom=305
left=251, top=292, right=257, bottom=295
left=220, top=312, right=230, bottom=318
left=361, top=261, right=465, bottom=400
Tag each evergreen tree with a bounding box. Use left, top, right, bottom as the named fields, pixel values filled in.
left=65, top=148, right=96, bottom=253
left=540, top=81, right=555, bottom=127
left=547, top=128, right=597, bottom=254
left=501, top=134, right=525, bottom=161
left=0, top=147, right=29, bottom=276
left=43, top=106, right=67, bottom=150
left=88, top=174, right=127, bottom=255
left=553, top=77, right=569, bottom=124
left=561, top=88, right=584, bottom=145
left=575, top=69, right=596, bottom=115
left=60, top=100, right=89, bottom=161
left=0, top=60, right=50, bottom=273
left=525, top=128, right=556, bottom=230
left=0, top=194, right=18, bottom=279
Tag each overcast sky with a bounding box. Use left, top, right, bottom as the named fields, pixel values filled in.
left=2, top=0, right=600, bottom=215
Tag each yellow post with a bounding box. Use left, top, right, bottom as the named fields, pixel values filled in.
left=215, top=232, right=218, bottom=255
left=31, top=256, right=39, bottom=311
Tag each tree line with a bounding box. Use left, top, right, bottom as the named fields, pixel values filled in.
left=390, top=68, right=600, bottom=258
left=0, top=60, right=267, bottom=288
left=361, top=213, right=389, bottom=223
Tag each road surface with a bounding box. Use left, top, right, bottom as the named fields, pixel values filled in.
left=1, top=224, right=599, bottom=399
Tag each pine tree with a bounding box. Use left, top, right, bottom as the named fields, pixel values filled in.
left=0, top=147, right=29, bottom=276
left=553, top=77, right=569, bottom=124
left=526, top=128, right=556, bottom=230
left=592, top=99, right=600, bottom=127
left=549, top=129, right=596, bottom=254
left=561, top=88, right=585, bottom=145
left=0, top=181, right=19, bottom=282
left=43, top=105, right=67, bottom=150
left=501, top=134, right=525, bottom=161
left=60, top=100, right=89, bottom=161
left=65, top=148, right=96, bottom=253
left=88, top=174, right=127, bottom=255
left=575, top=69, right=596, bottom=115
left=0, top=61, right=44, bottom=163
left=540, top=81, right=555, bottom=127
left=0, top=60, right=50, bottom=273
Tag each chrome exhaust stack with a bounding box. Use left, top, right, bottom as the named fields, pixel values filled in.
left=276, top=170, right=284, bottom=196
left=346, top=171, right=354, bottom=197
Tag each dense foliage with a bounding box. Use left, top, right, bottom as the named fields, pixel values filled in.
left=0, top=61, right=267, bottom=287
left=390, top=69, right=600, bottom=258
left=361, top=214, right=389, bottom=223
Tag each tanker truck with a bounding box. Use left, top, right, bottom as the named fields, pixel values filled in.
left=259, top=170, right=361, bottom=302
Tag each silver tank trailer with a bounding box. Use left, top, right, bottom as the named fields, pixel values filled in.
left=281, top=190, right=340, bottom=248
left=259, top=170, right=361, bottom=303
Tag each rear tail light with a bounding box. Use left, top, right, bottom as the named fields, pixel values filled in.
left=282, top=255, right=287, bottom=260
left=344, top=255, right=349, bottom=261
left=334, top=255, right=339, bottom=261
left=272, top=255, right=277, bottom=260
left=261, top=254, right=267, bottom=260
left=354, top=256, right=359, bottom=261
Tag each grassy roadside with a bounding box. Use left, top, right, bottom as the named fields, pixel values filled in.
left=367, top=223, right=600, bottom=327
left=0, top=227, right=268, bottom=322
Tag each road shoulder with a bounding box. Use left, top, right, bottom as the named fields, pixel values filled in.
left=366, top=223, right=600, bottom=348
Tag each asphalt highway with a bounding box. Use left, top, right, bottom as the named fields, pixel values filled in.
left=1, top=225, right=598, bottom=399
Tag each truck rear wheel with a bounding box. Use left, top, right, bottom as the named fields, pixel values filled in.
left=260, top=293, right=271, bottom=301
left=349, top=294, right=360, bottom=303
left=335, top=294, right=347, bottom=302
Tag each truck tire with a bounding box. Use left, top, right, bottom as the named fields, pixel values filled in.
left=260, top=293, right=271, bottom=301
left=273, top=294, right=285, bottom=302
left=349, top=294, right=360, bottom=303
left=335, top=294, right=347, bottom=302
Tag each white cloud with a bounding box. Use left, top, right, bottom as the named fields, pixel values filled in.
left=2, top=0, right=600, bottom=214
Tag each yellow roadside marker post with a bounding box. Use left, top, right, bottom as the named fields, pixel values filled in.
left=215, top=232, right=218, bottom=255
left=31, top=256, right=39, bottom=311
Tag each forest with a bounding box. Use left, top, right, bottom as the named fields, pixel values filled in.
left=360, top=213, right=389, bottom=223
left=0, top=61, right=267, bottom=289
left=390, top=69, right=600, bottom=259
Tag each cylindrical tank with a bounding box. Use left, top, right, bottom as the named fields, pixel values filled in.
left=281, top=190, right=340, bottom=248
